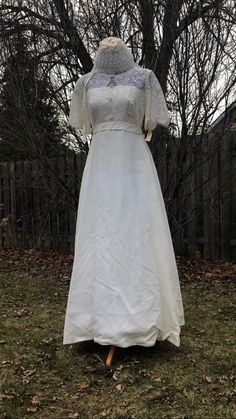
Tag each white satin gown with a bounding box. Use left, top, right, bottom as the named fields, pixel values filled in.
left=63, top=67, right=185, bottom=348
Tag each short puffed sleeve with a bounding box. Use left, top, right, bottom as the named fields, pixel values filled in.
left=144, top=70, right=170, bottom=141
left=68, top=76, right=92, bottom=143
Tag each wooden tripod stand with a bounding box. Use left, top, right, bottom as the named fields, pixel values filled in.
left=105, top=345, right=117, bottom=368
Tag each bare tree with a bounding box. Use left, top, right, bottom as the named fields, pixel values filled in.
left=0, top=0, right=235, bottom=255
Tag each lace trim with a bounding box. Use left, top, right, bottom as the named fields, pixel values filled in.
left=87, top=68, right=147, bottom=91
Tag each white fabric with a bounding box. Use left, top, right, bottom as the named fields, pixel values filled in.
left=68, top=67, right=170, bottom=143
left=64, top=65, right=185, bottom=348
left=93, top=36, right=136, bottom=74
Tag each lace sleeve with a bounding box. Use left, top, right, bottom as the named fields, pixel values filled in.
left=68, top=76, right=92, bottom=143
left=144, top=70, right=170, bottom=141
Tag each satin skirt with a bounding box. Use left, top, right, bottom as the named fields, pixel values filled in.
left=63, top=130, right=185, bottom=348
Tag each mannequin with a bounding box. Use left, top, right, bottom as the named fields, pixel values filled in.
left=69, top=37, right=169, bottom=143
left=63, top=37, right=185, bottom=367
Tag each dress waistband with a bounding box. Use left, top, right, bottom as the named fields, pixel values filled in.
left=93, top=121, right=142, bottom=135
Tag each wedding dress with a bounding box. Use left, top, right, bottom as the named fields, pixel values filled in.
left=63, top=37, right=185, bottom=348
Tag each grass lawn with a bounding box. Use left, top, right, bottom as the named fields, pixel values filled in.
left=0, top=249, right=235, bottom=419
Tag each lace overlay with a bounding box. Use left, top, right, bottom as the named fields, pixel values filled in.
left=87, top=68, right=146, bottom=91
left=69, top=67, right=170, bottom=143
left=93, top=36, right=136, bottom=74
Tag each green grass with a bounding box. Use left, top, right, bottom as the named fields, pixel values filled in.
left=0, top=252, right=235, bottom=419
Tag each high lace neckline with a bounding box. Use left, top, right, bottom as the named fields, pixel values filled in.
left=92, top=36, right=136, bottom=75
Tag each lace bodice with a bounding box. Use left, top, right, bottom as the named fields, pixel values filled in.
left=69, top=67, right=170, bottom=143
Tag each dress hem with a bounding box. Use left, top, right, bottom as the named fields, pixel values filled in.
left=62, top=322, right=185, bottom=348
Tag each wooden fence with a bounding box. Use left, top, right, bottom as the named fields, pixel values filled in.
left=0, top=131, right=235, bottom=260
left=0, top=148, right=87, bottom=253
left=164, top=126, right=235, bottom=261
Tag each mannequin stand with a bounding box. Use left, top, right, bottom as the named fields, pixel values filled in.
left=105, top=345, right=116, bottom=368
